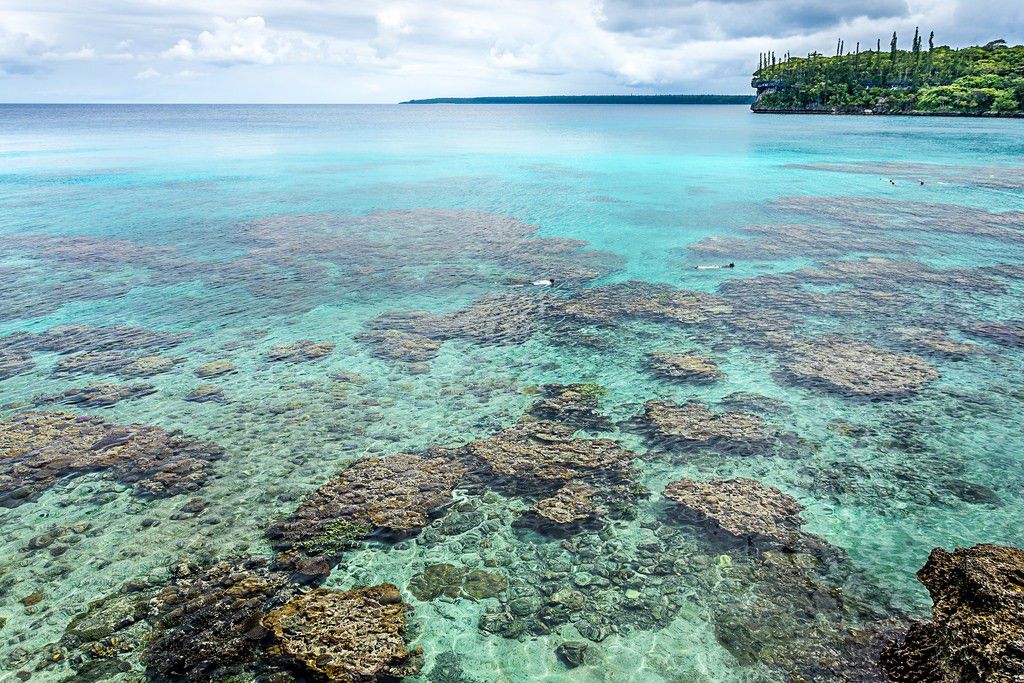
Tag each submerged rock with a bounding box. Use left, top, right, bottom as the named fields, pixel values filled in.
left=531, top=481, right=602, bottom=525
left=34, top=382, right=156, bottom=408
left=648, top=351, right=724, bottom=382
left=892, top=327, right=983, bottom=358
left=554, top=281, right=731, bottom=325
left=455, top=419, right=634, bottom=484
left=882, top=544, right=1024, bottom=682
left=640, top=400, right=771, bottom=450
left=780, top=336, right=939, bottom=396
left=184, top=385, right=226, bottom=402
left=0, top=411, right=223, bottom=507
left=144, top=559, right=289, bottom=682
left=409, top=564, right=507, bottom=602
left=263, top=585, right=423, bottom=682
left=663, top=477, right=806, bottom=546
left=0, top=348, right=33, bottom=380
left=526, top=383, right=611, bottom=429
left=6, top=324, right=189, bottom=355
left=355, top=329, right=442, bottom=363
left=968, top=320, right=1024, bottom=348
left=265, top=340, right=335, bottom=362
left=268, top=453, right=464, bottom=555
left=193, top=360, right=236, bottom=378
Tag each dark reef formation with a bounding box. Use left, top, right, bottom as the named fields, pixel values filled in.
left=882, top=544, right=1024, bottom=682
left=0, top=411, right=223, bottom=507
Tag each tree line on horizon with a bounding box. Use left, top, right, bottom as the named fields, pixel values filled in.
left=752, top=31, right=1024, bottom=115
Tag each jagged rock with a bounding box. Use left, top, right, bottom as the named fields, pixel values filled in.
left=263, top=585, right=422, bottom=682
left=663, top=477, right=806, bottom=546
left=355, top=329, right=441, bottom=363
left=0, top=411, right=223, bottom=507
left=640, top=400, right=771, bottom=449
left=408, top=563, right=506, bottom=603
left=265, top=340, right=335, bottom=362
left=554, top=281, right=731, bottom=325
left=194, top=360, right=236, bottom=378
left=882, top=544, right=1024, bottom=682
left=34, top=382, right=156, bottom=407
left=781, top=336, right=939, bottom=396
left=267, top=454, right=464, bottom=555
left=531, top=482, right=601, bottom=524
left=527, top=383, right=610, bottom=429
left=143, top=559, right=289, bottom=682
left=648, top=351, right=724, bottom=382
left=455, top=420, right=634, bottom=484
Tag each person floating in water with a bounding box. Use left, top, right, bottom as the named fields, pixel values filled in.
left=695, top=263, right=734, bottom=270
left=532, top=279, right=554, bottom=286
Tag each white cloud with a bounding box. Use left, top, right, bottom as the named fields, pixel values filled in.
left=135, top=66, right=159, bottom=79
left=161, top=16, right=302, bottom=65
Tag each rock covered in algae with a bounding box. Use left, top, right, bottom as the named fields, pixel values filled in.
left=0, top=411, right=223, bottom=507
left=0, top=348, right=34, bottom=380
left=3, top=324, right=189, bottom=355
left=265, top=339, right=335, bottom=362
left=263, top=585, right=423, bottom=682
left=455, top=419, right=634, bottom=483
left=663, top=477, right=806, bottom=545
left=526, top=383, right=611, bottom=429
left=143, top=559, right=289, bottom=682
left=640, top=400, right=771, bottom=449
left=781, top=336, right=939, bottom=396
left=531, top=481, right=602, bottom=524
left=882, top=543, right=1024, bottom=682
left=648, top=351, right=724, bottom=382
left=968, top=320, right=1024, bottom=348
left=268, top=453, right=465, bottom=553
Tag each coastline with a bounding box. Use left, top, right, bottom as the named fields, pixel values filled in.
left=751, top=108, right=1024, bottom=117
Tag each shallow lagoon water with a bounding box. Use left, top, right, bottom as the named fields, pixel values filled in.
left=1, top=104, right=1023, bottom=681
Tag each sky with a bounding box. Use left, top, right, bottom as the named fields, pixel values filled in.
left=0, top=0, right=1021, bottom=103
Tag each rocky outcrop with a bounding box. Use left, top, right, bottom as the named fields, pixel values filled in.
left=263, top=585, right=423, bottom=681
left=0, top=411, right=223, bottom=507
left=648, top=351, right=724, bottom=382
left=267, top=453, right=464, bottom=555
left=882, top=544, right=1024, bottom=682
left=193, top=360, right=236, bottom=378
left=663, top=477, right=806, bottom=547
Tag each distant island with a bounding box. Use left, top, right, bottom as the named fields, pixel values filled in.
left=401, top=95, right=755, bottom=105
left=752, top=32, right=1024, bottom=116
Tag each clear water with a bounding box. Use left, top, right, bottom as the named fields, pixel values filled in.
left=1, top=104, right=1023, bottom=682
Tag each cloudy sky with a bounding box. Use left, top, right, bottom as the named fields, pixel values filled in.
left=1, top=0, right=1020, bottom=102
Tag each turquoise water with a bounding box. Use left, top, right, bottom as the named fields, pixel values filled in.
left=1, top=104, right=1023, bottom=681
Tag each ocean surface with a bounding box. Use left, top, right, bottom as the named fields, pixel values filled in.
left=0, top=104, right=1022, bottom=682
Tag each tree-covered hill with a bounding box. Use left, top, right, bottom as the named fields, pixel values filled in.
left=751, top=32, right=1024, bottom=116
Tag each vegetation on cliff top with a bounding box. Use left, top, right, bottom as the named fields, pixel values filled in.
left=752, top=31, right=1024, bottom=115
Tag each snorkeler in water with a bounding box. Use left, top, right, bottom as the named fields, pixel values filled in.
left=695, top=263, right=735, bottom=270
